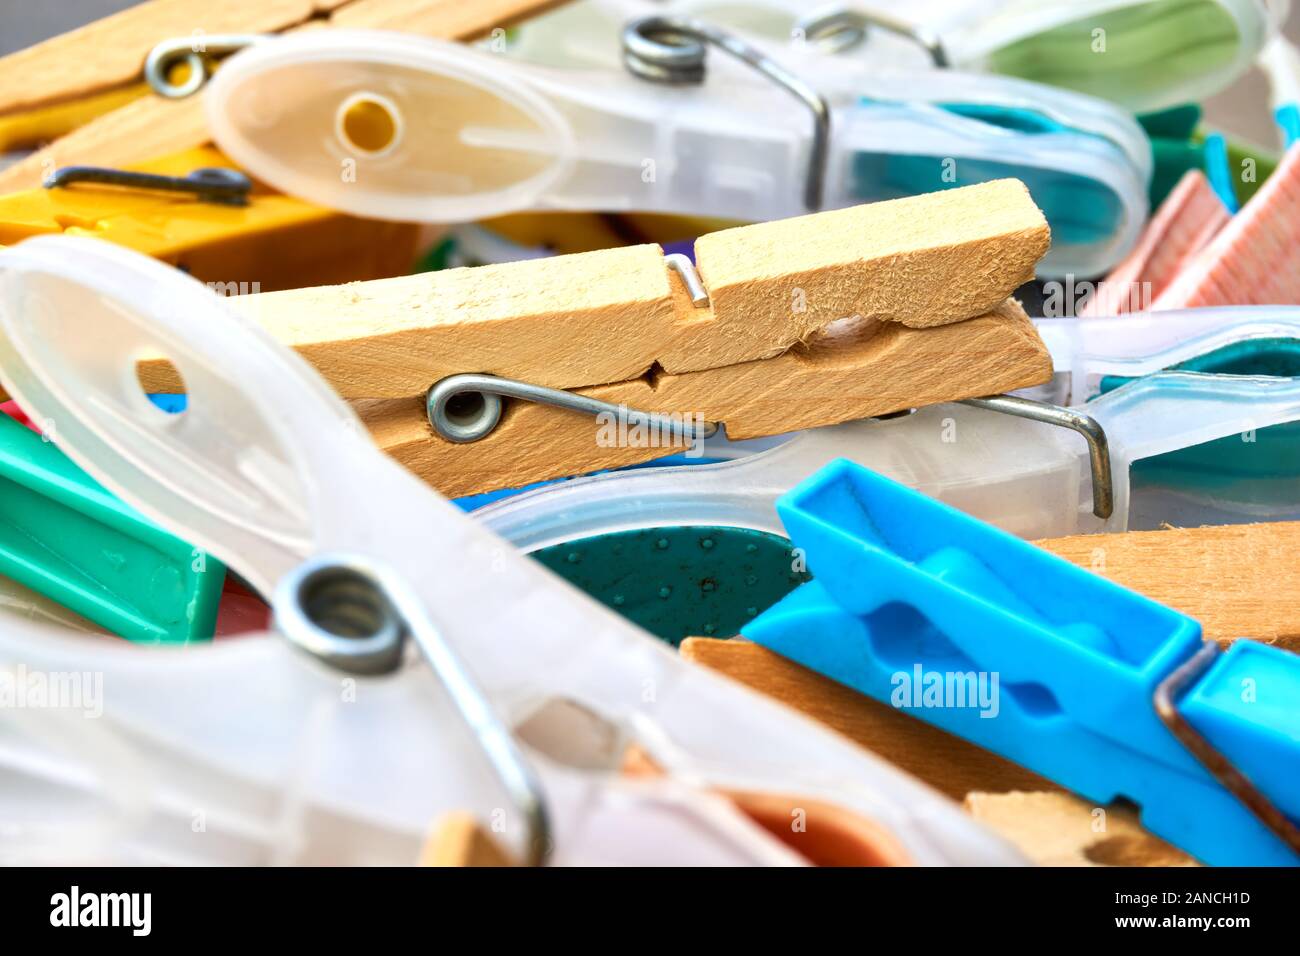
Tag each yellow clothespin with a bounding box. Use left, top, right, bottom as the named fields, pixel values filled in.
left=0, top=0, right=571, bottom=192
left=134, top=179, right=1055, bottom=498
left=0, top=146, right=420, bottom=290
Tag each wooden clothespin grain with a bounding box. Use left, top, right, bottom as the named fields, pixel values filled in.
left=137, top=181, right=1052, bottom=497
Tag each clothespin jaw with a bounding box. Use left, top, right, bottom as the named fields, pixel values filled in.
left=0, top=146, right=420, bottom=291
left=744, top=459, right=1300, bottom=865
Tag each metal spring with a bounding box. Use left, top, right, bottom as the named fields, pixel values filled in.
left=621, top=15, right=831, bottom=211
left=44, top=165, right=252, bottom=205
left=145, top=34, right=266, bottom=98
left=959, top=394, right=1113, bottom=519
left=427, top=373, right=719, bottom=445
left=275, top=554, right=553, bottom=866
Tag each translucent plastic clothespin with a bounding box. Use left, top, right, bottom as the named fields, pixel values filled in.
left=477, top=309, right=1300, bottom=549
left=182, top=26, right=1146, bottom=276
left=1034, top=306, right=1300, bottom=403
left=629, top=0, right=1268, bottom=113
left=0, top=234, right=1021, bottom=867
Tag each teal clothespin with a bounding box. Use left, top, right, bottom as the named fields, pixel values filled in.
left=0, top=413, right=224, bottom=642
left=745, top=459, right=1300, bottom=866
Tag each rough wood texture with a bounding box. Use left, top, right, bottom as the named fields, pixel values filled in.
left=0, top=0, right=338, bottom=116
left=360, top=298, right=1051, bottom=497
left=964, top=792, right=1199, bottom=867
left=679, top=638, right=1054, bottom=802
left=420, top=811, right=515, bottom=867
left=0, top=0, right=570, bottom=192
left=1037, top=522, right=1300, bottom=652
left=684, top=180, right=1049, bottom=349
left=136, top=181, right=1050, bottom=397
left=681, top=639, right=1202, bottom=866
left=206, top=244, right=680, bottom=397
left=331, top=0, right=569, bottom=32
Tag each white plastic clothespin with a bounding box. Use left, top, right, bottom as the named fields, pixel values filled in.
left=0, top=235, right=1023, bottom=867
left=477, top=307, right=1300, bottom=548
left=182, top=23, right=1148, bottom=277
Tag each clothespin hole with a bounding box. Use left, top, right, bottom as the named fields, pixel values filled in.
left=336, top=93, right=403, bottom=158
left=134, top=355, right=186, bottom=418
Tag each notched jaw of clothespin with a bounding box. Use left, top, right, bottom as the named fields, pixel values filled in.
left=744, top=459, right=1300, bottom=866
left=0, top=233, right=1026, bottom=867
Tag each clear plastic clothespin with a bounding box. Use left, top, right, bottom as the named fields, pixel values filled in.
left=184, top=23, right=1146, bottom=276
left=619, top=0, right=1268, bottom=112
left=477, top=307, right=1300, bottom=547
left=0, top=234, right=1021, bottom=866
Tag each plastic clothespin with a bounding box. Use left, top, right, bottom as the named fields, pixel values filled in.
left=511, top=0, right=1268, bottom=114
left=478, top=311, right=1300, bottom=554
left=126, top=180, right=1054, bottom=499
left=506, top=0, right=1153, bottom=277
left=844, top=0, right=1265, bottom=113
left=190, top=25, right=1147, bottom=277
left=742, top=458, right=1300, bottom=866
left=0, top=234, right=1024, bottom=867
left=0, top=1, right=568, bottom=194
left=0, top=408, right=223, bottom=643
left=0, top=146, right=421, bottom=291
left=1034, top=307, right=1300, bottom=402
left=1077, top=167, right=1232, bottom=317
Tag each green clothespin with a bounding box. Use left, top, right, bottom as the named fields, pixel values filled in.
left=0, top=413, right=224, bottom=643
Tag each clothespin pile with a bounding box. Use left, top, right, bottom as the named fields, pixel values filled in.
left=0, top=0, right=1296, bottom=872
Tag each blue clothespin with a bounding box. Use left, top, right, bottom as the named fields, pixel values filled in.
left=743, top=459, right=1300, bottom=866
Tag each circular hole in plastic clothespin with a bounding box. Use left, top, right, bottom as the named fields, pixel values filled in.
left=132, top=353, right=187, bottom=419
left=335, top=92, right=403, bottom=158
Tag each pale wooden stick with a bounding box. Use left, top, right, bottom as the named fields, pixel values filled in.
left=964, top=792, right=1199, bottom=867
left=133, top=181, right=1048, bottom=399
left=419, top=811, right=516, bottom=866
left=0, top=0, right=342, bottom=116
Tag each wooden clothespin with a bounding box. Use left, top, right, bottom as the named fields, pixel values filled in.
left=139, top=180, right=1053, bottom=497
left=420, top=811, right=517, bottom=867
left=0, top=146, right=420, bottom=290
left=1041, top=521, right=1300, bottom=652
left=0, top=0, right=570, bottom=192
left=964, top=792, right=1198, bottom=867
left=679, top=641, right=1198, bottom=867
